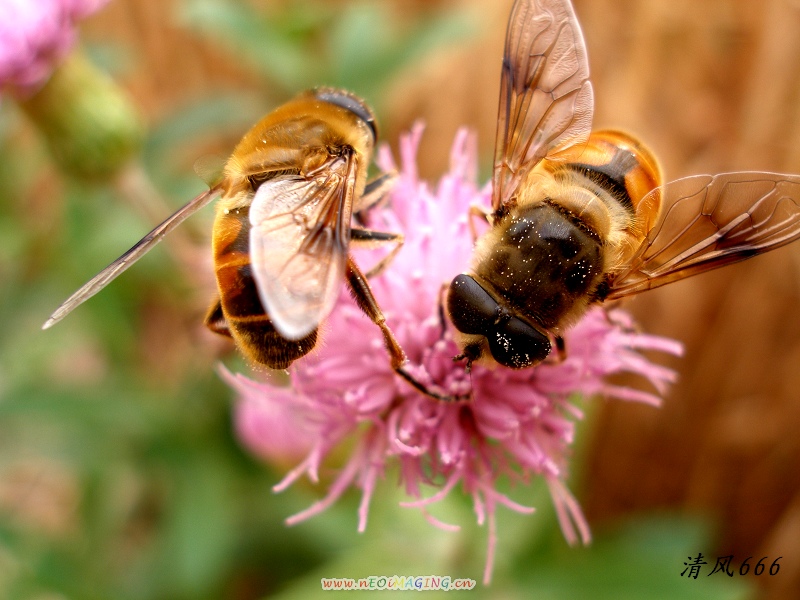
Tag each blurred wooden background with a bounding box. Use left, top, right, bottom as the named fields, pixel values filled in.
left=81, top=0, right=800, bottom=597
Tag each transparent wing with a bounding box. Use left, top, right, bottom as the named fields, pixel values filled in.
left=492, top=0, right=594, bottom=211
left=43, top=185, right=221, bottom=330
left=607, top=172, right=800, bottom=299
left=249, top=153, right=358, bottom=340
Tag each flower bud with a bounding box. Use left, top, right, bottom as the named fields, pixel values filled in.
left=18, top=52, right=144, bottom=179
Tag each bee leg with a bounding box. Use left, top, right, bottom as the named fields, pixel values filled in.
left=361, top=171, right=397, bottom=207
left=345, top=257, right=461, bottom=401
left=468, top=204, right=493, bottom=242
left=350, top=227, right=404, bottom=278
left=352, top=171, right=398, bottom=225
left=437, top=285, right=476, bottom=400
left=436, top=283, right=450, bottom=340
left=554, top=335, right=567, bottom=362
left=345, top=257, right=407, bottom=367
left=544, top=334, right=567, bottom=364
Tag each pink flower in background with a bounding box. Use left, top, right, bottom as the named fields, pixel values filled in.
left=0, top=0, right=108, bottom=95
left=225, top=124, right=683, bottom=583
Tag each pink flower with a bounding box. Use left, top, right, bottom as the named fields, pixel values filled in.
left=0, top=0, right=108, bottom=96
left=224, top=124, right=683, bottom=584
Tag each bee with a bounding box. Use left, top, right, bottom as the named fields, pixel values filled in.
left=43, top=88, right=436, bottom=395
left=446, top=0, right=800, bottom=371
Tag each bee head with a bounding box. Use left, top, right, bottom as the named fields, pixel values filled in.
left=447, top=274, right=551, bottom=369
left=313, top=87, right=377, bottom=142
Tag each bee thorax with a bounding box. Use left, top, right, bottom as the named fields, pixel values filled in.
left=472, top=202, right=605, bottom=330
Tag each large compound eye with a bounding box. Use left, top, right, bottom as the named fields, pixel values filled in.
left=315, top=88, right=377, bottom=141
left=488, top=316, right=551, bottom=369
left=448, top=274, right=551, bottom=369
left=447, top=274, right=498, bottom=335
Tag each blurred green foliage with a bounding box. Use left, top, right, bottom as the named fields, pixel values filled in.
left=179, top=0, right=476, bottom=105
left=0, top=1, right=754, bottom=599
